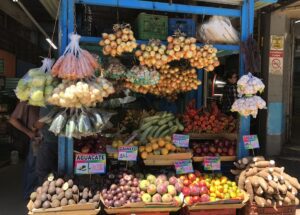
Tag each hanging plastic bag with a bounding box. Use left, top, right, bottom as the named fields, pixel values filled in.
left=52, top=33, right=100, bottom=80
left=237, top=73, right=265, bottom=96
left=198, top=16, right=239, bottom=44
left=126, top=65, right=160, bottom=85
left=231, top=96, right=266, bottom=118
left=15, top=58, right=55, bottom=106
left=104, top=58, right=127, bottom=79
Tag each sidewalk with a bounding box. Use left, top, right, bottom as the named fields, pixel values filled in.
left=0, top=162, right=27, bottom=214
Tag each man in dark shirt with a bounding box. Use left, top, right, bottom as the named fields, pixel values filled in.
left=222, top=71, right=238, bottom=115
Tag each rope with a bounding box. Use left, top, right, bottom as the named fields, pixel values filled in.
left=48, top=0, right=61, bottom=58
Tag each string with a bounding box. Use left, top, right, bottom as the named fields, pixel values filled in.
left=116, top=0, right=120, bottom=24
left=73, top=2, right=77, bottom=33
left=48, top=0, right=61, bottom=58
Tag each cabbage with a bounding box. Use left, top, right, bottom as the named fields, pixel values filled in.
left=16, top=88, right=30, bottom=101
left=44, top=85, right=54, bottom=95
left=28, top=68, right=44, bottom=77
left=16, top=79, right=28, bottom=91
left=31, top=76, right=46, bottom=87
left=30, top=90, right=44, bottom=102
left=28, top=99, right=45, bottom=107
left=45, top=74, right=53, bottom=85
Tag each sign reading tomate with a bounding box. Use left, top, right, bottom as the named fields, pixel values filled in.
left=75, top=153, right=106, bottom=174
left=203, top=156, right=221, bottom=171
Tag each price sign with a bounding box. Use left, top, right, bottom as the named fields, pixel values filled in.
left=243, top=135, right=260, bottom=150
left=118, top=146, right=138, bottom=161
left=173, top=134, right=189, bottom=148
left=106, top=145, right=117, bottom=154
left=203, top=156, right=221, bottom=171
left=75, top=153, right=106, bottom=174
left=174, top=160, right=194, bottom=175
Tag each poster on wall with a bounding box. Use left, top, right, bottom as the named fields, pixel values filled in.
left=269, top=35, right=284, bottom=75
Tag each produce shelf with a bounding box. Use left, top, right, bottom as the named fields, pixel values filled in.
left=143, top=152, right=193, bottom=166
left=79, top=36, right=240, bottom=52
left=189, top=133, right=238, bottom=141
left=104, top=207, right=180, bottom=214
left=193, top=156, right=237, bottom=162
left=188, top=203, right=244, bottom=210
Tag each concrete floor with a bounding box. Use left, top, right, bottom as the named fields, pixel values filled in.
left=0, top=162, right=27, bottom=215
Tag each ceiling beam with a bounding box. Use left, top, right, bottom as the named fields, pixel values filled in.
left=0, top=0, right=35, bottom=29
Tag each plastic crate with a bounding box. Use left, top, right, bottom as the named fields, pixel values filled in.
left=168, top=18, right=196, bottom=37
left=136, top=13, right=168, bottom=40
left=244, top=202, right=296, bottom=215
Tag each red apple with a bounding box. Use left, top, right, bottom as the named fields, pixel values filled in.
left=199, top=186, right=208, bottom=195
left=188, top=173, right=196, bottom=182
left=209, top=146, right=216, bottom=153
left=183, top=179, right=190, bottom=186
left=198, top=180, right=206, bottom=187
left=228, top=147, right=235, bottom=156
left=182, top=186, right=191, bottom=196
left=179, top=175, right=187, bottom=182
left=195, top=147, right=202, bottom=155
left=217, top=148, right=223, bottom=154
left=192, top=196, right=200, bottom=203
left=184, top=196, right=193, bottom=206
left=189, top=184, right=200, bottom=196
left=200, top=194, right=210, bottom=202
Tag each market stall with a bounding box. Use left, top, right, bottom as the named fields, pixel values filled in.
left=22, top=0, right=300, bottom=215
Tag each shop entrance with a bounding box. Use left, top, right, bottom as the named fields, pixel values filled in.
left=290, top=26, right=300, bottom=143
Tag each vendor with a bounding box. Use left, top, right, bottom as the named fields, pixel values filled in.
left=8, top=101, right=40, bottom=199
left=221, top=71, right=238, bottom=115
left=35, top=106, right=58, bottom=185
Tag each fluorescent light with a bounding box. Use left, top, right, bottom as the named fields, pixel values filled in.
left=46, top=38, right=57, bottom=49
left=12, top=0, right=18, bottom=2
left=295, top=20, right=300, bottom=24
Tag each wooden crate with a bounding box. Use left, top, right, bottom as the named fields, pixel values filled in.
left=243, top=202, right=296, bottom=215
left=189, top=133, right=238, bottom=141
left=193, top=156, right=237, bottom=162
left=105, top=206, right=180, bottom=215
left=27, top=201, right=99, bottom=215
left=188, top=203, right=244, bottom=215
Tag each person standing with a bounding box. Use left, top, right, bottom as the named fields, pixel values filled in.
left=8, top=101, right=40, bottom=199
left=222, top=71, right=238, bottom=115
left=35, top=106, right=58, bottom=184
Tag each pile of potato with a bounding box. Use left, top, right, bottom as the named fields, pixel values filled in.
left=99, top=24, right=138, bottom=57
left=135, top=40, right=168, bottom=69
left=231, top=157, right=300, bottom=208
left=30, top=178, right=100, bottom=209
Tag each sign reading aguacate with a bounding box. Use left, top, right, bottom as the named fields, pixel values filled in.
left=75, top=153, right=106, bottom=174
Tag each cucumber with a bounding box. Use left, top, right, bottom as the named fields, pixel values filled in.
left=153, top=124, right=168, bottom=137
left=168, top=121, right=174, bottom=127
left=140, top=126, right=153, bottom=142
left=148, top=126, right=159, bottom=138
left=158, top=116, right=175, bottom=126
left=175, top=118, right=184, bottom=131
left=143, top=115, right=161, bottom=123
left=170, top=125, right=178, bottom=134
left=158, top=128, right=172, bottom=137
left=140, top=119, right=158, bottom=131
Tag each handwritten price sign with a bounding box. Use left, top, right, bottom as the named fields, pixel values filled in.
left=203, top=156, right=221, bottom=171
left=175, top=160, right=194, bottom=175
left=75, top=153, right=106, bottom=174
left=243, top=135, right=260, bottom=150
left=118, top=146, right=138, bottom=161
left=173, top=134, right=189, bottom=148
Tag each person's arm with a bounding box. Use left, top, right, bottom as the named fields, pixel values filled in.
left=9, top=117, right=36, bottom=139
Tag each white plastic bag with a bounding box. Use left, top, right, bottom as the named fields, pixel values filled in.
left=197, top=16, right=239, bottom=44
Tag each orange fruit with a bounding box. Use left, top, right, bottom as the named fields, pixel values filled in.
left=139, top=146, right=145, bottom=152
left=141, top=151, right=148, bottom=159
left=165, top=143, right=173, bottom=151
left=145, top=145, right=153, bottom=153
left=152, top=143, right=159, bottom=150
left=158, top=139, right=166, bottom=147
left=170, top=145, right=176, bottom=152
left=161, top=148, right=169, bottom=155
left=164, top=136, right=172, bottom=142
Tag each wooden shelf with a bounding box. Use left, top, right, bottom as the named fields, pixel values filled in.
left=193, top=156, right=237, bottom=162
left=189, top=133, right=237, bottom=141
left=188, top=203, right=245, bottom=211
left=143, top=153, right=192, bottom=166
left=105, top=207, right=180, bottom=214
